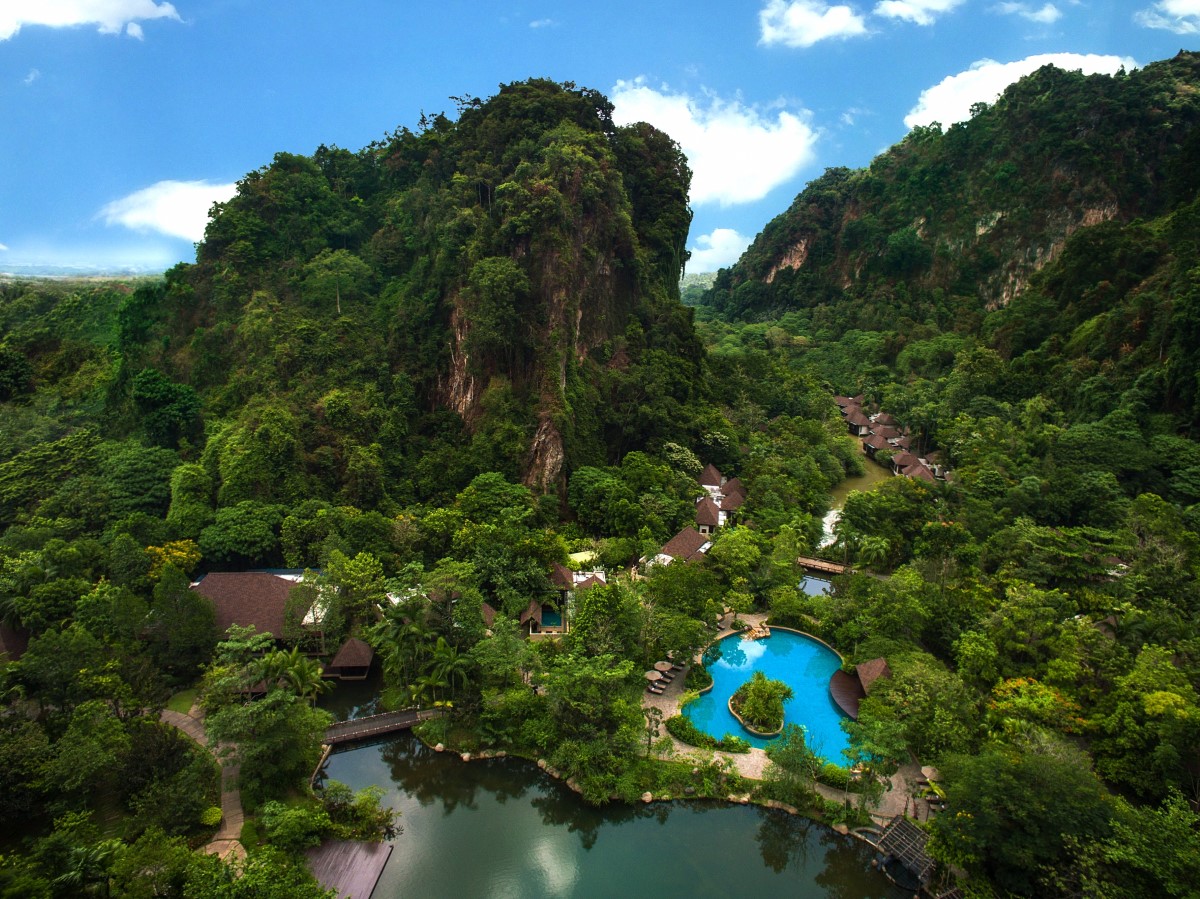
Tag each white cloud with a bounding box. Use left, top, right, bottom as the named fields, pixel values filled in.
left=904, top=52, right=1136, bottom=129
left=612, top=79, right=818, bottom=206
left=0, top=1, right=180, bottom=41
left=100, top=180, right=238, bottom=242
left=759, top=0, right=868, bottom=48
left=873, top=0, right=964, bottom=25
left=995, top=2, right=1062, bottom=23
left=1135, top=0, right=1200, bottom=33
left=0, top=243, right=8, bottom=252
left=529, top=18, right=556, bottom=28
left=688, top=229, right=751, bottom=271
left=23, top=68, right=40, bottom=85
left=840, top=106, right=869, bottom=126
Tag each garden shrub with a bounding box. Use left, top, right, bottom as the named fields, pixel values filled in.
left=664, top=715, right=750, bottom=753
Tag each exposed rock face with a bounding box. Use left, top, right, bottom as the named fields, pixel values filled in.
left=709, top=54, right=1200, bottom=319
left=765, top=238, right=809, bottom=283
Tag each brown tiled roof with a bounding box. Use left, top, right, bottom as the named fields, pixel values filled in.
left=833, top=395, right=854, bottom=407
left=891, top=451, right=919, bottom=468
left=720, top=491, right=745, bottom=511
left=696, top=496, right=721, bottom=527
left=903, top=463, right=936, bottom=483
left=0, top=623, right=30, bottom=662
left=550, top=562, right=574, bottom=591
left=857, top=658, right=892, bottom=694
left=891, top=435, right=912, bottom=450
left=519, top=598, right=543, bottom=626
left=723, top=477, right=746, bottom=497
left=873, top=412, right=898, bottom=426
left=575, top=575, right=604, bottom=591
left=660, top=526, right=710, bottom=562
left=698, top=463, right=723, bottom=487
left=863, top=434, right=891, bottom=451
left=872, top=425, right=902, bottom=439
left=481, top=602, right=497, bottom=628
left=845, top=410, right=872, bottom=427
left=330, top=637, right=374, bottom=669
left=192, top=572, right=299, bottom=638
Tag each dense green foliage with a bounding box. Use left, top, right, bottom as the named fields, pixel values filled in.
left=690, top=53, right=1200, bottom=897
left=730, top=670, right=793, bottom=733
left=663, top=714, right=750, bottom=753
left=4, top=60, right=1200, bottom=897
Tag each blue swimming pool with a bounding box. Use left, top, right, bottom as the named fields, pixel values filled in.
left=799, top=575, right=831, bottom=596
left=683, top=630, right=851, bottom=759
left=541, top=609, right=562, bottom=628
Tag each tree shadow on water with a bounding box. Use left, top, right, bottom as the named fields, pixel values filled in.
left=376, top=735, right=532, bottom=814
left=531, top=788, right=670, bottom=851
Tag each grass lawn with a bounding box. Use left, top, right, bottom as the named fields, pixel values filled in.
left=167, top=688, right=199, bottom=714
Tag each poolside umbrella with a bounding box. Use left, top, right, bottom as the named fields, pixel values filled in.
left=644, top=670, right=663, bottom=682
left=921, top=765, right=941, bottom=781
left=654, top=661, right=673, bottom=672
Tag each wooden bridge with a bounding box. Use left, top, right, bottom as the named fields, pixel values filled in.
left=797, top=556, right=849, bottom=576
left=324, top=707, right=444, bottom=746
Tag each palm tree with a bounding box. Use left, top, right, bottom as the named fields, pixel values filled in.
left=430, top=637, right=471, bottom=696
left=255, top=647, right=331, bottom=703
left=54, top=840, right=123, bottom=898
left=856, top=536, right=891, bottom=570
left=282, top=651, right=331, bottom=704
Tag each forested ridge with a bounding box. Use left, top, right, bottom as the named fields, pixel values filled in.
left=0, top=65, right=1199, bottom=897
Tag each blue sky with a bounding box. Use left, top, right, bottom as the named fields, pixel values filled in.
left=1, top=1, right=1197, bottom=273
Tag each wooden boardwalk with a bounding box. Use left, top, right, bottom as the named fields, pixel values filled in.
left=797, top=556, right=849, bottom=576
left=324, top=707, right=444, bottom=746
left=306, top=840, right=392, bottom=898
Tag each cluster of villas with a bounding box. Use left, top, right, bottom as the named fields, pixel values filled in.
left=642, top=463, right=746, bottom=568
left=184, top=556, right=613, bottom=680
left=834, top=395, right=949, bottom=483
left=0, top=465, right=752, bottom=678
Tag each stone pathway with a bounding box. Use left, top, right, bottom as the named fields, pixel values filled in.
left=160, top=706, right=246, bottom=860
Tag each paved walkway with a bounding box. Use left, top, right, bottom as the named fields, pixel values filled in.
left=160, top=707, right=246, bottom=861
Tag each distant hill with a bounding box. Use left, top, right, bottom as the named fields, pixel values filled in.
left=701, top=51, right=1200, bottom=428
left=679, top=271, right=716, bottom=306
left=706, top=51, right=1200, bottom=318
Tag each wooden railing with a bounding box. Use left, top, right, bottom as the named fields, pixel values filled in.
left=323, top=707, right=444, bottom=746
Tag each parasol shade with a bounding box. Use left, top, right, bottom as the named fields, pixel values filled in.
left=644, top=670, right=663, bottom=682
left=654, top=661, right=672, bottom=672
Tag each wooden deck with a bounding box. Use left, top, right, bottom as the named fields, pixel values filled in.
left=324, top=707, right=444, bottom=746
left=878, top=815, right=936, bottom=883
left=829, top=669, right=865, bottom=719
left=306, top=840, right=392, bottom=898
left=797, top=556, right=849, bottom=575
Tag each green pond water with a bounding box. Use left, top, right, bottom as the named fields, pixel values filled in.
left=829, top=454, right=895, bottom=509
left=319, top=681, right=906, bottom=898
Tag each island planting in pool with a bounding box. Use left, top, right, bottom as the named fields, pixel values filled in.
left=684, top=630, right=850, bottom=756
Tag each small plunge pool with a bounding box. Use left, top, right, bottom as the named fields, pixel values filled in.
left=684, top=630, right=850, bottom=758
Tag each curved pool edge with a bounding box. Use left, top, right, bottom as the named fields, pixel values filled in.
left=685, top=628, right=852, bottom=756
left=727, top=694, right=784, bottom=738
